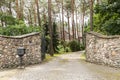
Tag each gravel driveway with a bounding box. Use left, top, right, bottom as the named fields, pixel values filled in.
left=0, top=51, right=120, bottom=80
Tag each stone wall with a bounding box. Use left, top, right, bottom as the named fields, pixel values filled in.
left=0, top=32, right=41, bottom=69
left=86, top=32, right=120, bottom=67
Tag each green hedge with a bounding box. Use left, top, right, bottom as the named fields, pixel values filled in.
left=0, top=25, right=40, bottom=36
left=68, top=40, right=85, bottom=52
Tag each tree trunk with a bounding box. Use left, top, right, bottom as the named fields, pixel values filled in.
left=90, top=0, right=93, bottom=31
left=78, top=16, right=81, bottom=42
left=48, top=0, right=54, bottom=56
left=97, top=0, right=102, bottom=5
left=75, top=9, right=79, bottom=42
left=82, top=2, right=85, bottom=45
left=20, top=0, right=24, bottom=20
left=16, top=0, right=24, bottom=20
left=8, top=1, right=12, bottom=15
left=0, top=9, right=4, bottom=27
left=97, top=0, right=99, bottom=4
left=67, top=11, right=70, bottom=41
left=35, top=0, right=41, bottom=26
left=59, top=11, right=62, bottom=40
left=62, top=0, right=65, bottom=41
left=16, top=0, right=19, bottom=19
left=71, top=0, right=75, bottom=40
left=27, top=8, right=32, bottom=25
left=33, top=3, right=37, bottom=26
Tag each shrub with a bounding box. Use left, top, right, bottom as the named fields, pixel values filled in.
left=65, top=47, right=71, bottom=52
left=0, top=27, right=2, bottom=34
left=0, top=25, right=40, bottom=36
left=68, top=40, right=80, bottom=52
left=80, top=43, right=85, bottom=51
left=68, top=40, right=85, bottom=52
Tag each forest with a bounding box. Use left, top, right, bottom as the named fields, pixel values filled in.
left=0, top=0, right=120, bottom=56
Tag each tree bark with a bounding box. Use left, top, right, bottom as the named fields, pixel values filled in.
left=8, top=1, right=12, bottom=15
left=62, top=0, right=65, bottom=41
left=16, top=0, right=24, bottom=20
left=90, top=0, right=93, bottom=31
left=33, top=3, right=37, bottom=26
left=97, top=0, right=99, bottom=4
left=67, top=10, right=70, bottom=41
left=71, top=0, right=75, bottom=40
left=20, top=0, right=24, bottom=20
left=59, top=11, right=62, bottom=40
left=16, top=0, right=19, bottom=19
left=82, top=2, right=85, bottom=45
left=48, top=0, right=54, bottom=56
left=35, top=0, right=41, bottom=26
left=75, top=9, right=79, bottom=42
left=28, top=9, right=33, bottom=25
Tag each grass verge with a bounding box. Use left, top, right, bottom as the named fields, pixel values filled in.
left=80, top=53, right=86, bottom=60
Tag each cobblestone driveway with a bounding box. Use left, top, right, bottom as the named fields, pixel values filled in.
left=0, top=51, right=120, bottom=80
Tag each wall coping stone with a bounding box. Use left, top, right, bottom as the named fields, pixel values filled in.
left=0, top=32, right=40, bottom=39
left=87, top=32, right=120, bottom=39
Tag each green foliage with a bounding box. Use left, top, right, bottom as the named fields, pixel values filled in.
left=0, top=13, right=18, bottom=26
left=65, top=47, right=71, bottom=52
left=0, top=27, right=2, bottom=34
left=0, top=25, right=40, bottom=36
left=68, top=40, right=81, bottom=52
left=0, top=13, right=40, bottom=36
left=68, top=40, right=85, bottom=52
left=61, top=40, right=67, bottom=48
left=64, top=0, right=72, bottom=12
left=52, top=22, right=59, bottom=53
left=94, top=1, right=120, bottom=35
left=58, top=41, right=71, bottom=53
left=43, top=22, right=59, bottom=54
left=43, top=22, right=49, bottom=53
left=80, top=43, right=85, bottom=51
left=57, top=44, right=65, bottom=53
left=86, top=0, right=120, bottom=35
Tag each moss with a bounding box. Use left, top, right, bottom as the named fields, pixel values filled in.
left=43, top=54, right=53, bottom=62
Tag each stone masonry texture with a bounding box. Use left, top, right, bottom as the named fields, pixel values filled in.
left=0, top=32, right=41, bottom=69
left=86, top=32, right=120, bottom=67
